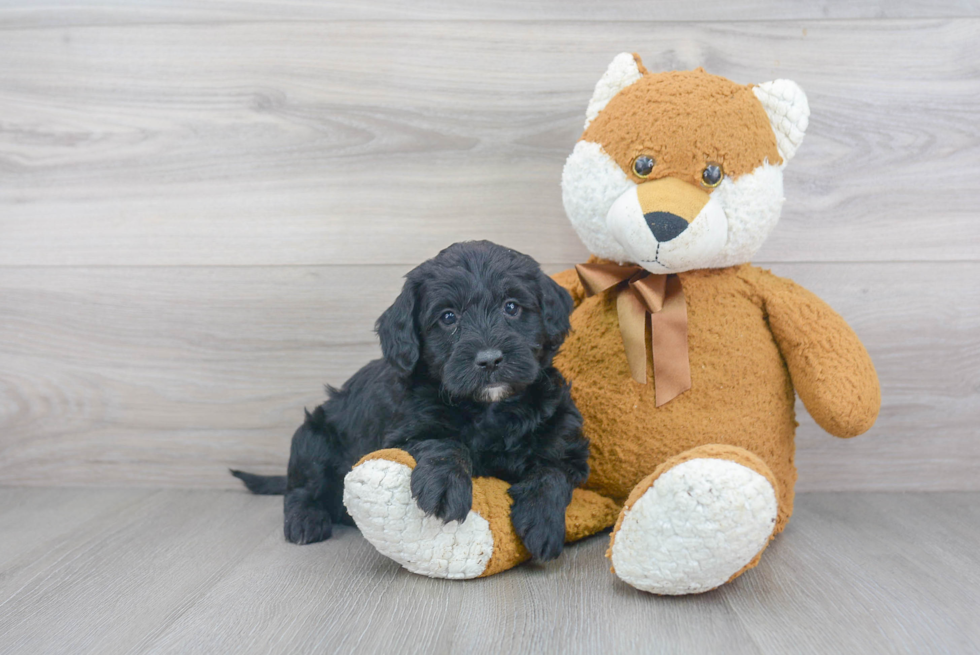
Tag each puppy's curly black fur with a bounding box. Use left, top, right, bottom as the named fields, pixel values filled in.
left=232, top=241, right=588, bottom=561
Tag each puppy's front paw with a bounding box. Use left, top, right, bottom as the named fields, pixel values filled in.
left=511, top=498, right=566, bottom=561
left=410, top=457, right=473, bottom=523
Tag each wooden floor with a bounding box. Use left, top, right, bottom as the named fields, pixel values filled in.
left=0, top=488, right=976, bottom=654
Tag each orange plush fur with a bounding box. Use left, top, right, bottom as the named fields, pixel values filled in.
left=552, top=261, right=880, bottom=534
left=549, top=57, right=880, bottom=587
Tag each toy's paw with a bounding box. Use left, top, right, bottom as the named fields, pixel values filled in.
left=343, top=450, right=493, bottom=579
left=609, top=458, right=777, bottom=595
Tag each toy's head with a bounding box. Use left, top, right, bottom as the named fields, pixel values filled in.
left=562, top=53, right=809, bottom=273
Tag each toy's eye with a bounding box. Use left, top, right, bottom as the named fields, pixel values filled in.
left=701, top=163, right=724, bottom=188
left=631, top=155, right=656, bottom=178
left=503, top=301, right=521, bottom=317
left=440, top=310, right=457, bottom=326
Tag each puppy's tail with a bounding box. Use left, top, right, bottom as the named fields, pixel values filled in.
left=230, top=469, right=287, bottom=495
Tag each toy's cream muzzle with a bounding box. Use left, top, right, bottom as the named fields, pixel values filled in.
left=635, top=177, right=711, bottom=242
left=606, top=176, right=728, bottom=274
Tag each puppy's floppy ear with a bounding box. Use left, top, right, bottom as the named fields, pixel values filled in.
left=538, top=272, right=575, bottom=350
left=375, top=275, right=421, bottom=375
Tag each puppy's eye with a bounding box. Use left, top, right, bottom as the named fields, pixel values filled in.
left=503, top=301, right=521, bottom=317
left=632, top=155, right=656, bottom=178
left=440, top=310, right=457, bottom=326
left=701, top=163, right=724, bottom=188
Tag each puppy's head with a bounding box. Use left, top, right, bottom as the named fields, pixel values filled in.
left=375, top=241, right=573, bottom=403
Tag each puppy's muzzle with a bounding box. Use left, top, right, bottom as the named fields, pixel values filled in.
left=635, top=177, right=711, bottom=242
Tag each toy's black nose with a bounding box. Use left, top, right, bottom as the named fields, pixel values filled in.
left=644, top=211, right=689, bottom=242
left=475, top=349, right=503, bottom=372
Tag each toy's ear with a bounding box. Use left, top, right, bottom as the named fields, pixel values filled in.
left=375, top=275, right=421, bottom=375
left=584, top=52, right=646, bottom=129
left=753, top=80, right=810, bottom=163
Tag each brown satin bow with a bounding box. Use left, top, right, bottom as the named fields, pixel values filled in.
left=575, top=262, right=692, bottom=407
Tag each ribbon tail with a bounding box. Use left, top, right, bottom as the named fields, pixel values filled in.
left=649, top=275, right=691, bottom=407
left=616, top=286, right=649, bottom=384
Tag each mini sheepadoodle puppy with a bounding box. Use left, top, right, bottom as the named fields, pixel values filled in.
left=232, top=241, right=587, bottom=561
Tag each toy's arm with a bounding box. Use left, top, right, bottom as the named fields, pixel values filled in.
left=759, top=271, right=881, bottom=438
left=551, top=268, right=587, bottom=308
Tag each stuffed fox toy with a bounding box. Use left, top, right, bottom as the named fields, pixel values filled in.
left=342, top=53, right=881, bottom=595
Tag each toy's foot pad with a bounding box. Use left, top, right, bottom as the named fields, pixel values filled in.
left=609, top=458, right=777, bottom=595
left=343, top=457, right=493, bottom=579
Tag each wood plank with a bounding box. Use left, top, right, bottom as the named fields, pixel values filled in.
left=0, top=490, right=282, bottom=654
left=778, top=261, right=980, bottom=492
left=726, top=493, right=980, bottom=653
left=0, top=487, right=155, bottom=568
left=0, top=20, right=976, bottom=266
left=1, top=261, right=976, bottom=490
left=0, top=490, right=976, bottom=653
left=141, top=515, right=761, bottom=655
left=1, top=1, right=977, bottom=27
left=0, top=265, right=402, bottom=487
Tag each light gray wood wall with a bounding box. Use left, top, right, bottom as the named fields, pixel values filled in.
left=1, top=1, right=978, bottom=489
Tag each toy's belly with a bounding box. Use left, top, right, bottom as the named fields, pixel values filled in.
left=554, top=273, right=797, bottom=501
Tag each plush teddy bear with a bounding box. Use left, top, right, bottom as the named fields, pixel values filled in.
left=342, top=53, right=881, bottom=594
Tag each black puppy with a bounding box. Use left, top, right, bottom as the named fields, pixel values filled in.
left=232, top=241, right=587, bottom=561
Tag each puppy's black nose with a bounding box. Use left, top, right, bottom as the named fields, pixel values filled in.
left=644, top=211, right=689, bottom=242
left=475, top=349, right=503, bottom=372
